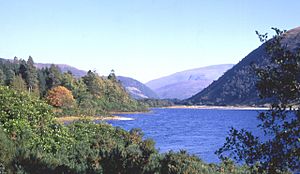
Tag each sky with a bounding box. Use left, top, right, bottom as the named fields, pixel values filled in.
left=0, top=0, right=300, bottom=82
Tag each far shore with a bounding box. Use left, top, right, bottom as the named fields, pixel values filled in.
left=110, top=110, right=150, bottom=114
left=55, top=106, right=269, bottom=123
left=56, top=115, right=134, bottom=123
left=164, top=105, right=270, bottom=110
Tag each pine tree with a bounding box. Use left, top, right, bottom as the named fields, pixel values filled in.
left=10, top=74, right=27, bottom=92
left=12, top=56, right=20, bottom=74
left=46, top=64, right=62, bottom=90
left=0, top=69, right=5, bottom=85
left=108, top=69, right=117, bottom=82
left=18, top=59, right=27, bottom=81
left=37, top=69, right=47, bottom=96
left=5, top=69, right=15, bottom=86
left=25, top=56, right=39, bottom=94
left=82, top=70, right=104, bottom=98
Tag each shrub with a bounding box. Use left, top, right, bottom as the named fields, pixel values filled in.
left=0, top=127, right=15, bottom=173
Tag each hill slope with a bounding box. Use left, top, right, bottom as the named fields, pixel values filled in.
left=186, top=26, right=300, bottom=106
left=117, top=76, right=159, bottom=99
left=146, top=64, right=234, bottom=99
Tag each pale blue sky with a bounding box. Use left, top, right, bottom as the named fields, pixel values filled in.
left=1, top=0, right=299, bottom=82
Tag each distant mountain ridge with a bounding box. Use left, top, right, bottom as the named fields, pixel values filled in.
left=146, top=64, right=234, bottom=99
left=117, top=76, right=159, bottom=99
left=35, top=63, right=87, bottom=78
left=186, top=26, right=300, bottom=106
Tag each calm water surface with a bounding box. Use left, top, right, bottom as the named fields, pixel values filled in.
left=106, top=108, right=263, bottom=163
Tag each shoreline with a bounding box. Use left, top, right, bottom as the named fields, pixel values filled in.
left=55, top=105, right=270, bottom=123
left=164, top=105, right=270, bottom=110
left=56, top=115, right=134, bottom=123
left=110, top=110, right=150, bottom=114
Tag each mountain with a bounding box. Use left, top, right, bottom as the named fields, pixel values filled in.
left=35, top=63, right=87, bottom=78
left=186, top=26, right=300, bottom=106
left=146, top=64, right=234, bottom=99
left=117, top=76, right=159, bottom=99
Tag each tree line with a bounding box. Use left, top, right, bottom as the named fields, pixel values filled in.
left=0, top=57, right=146, bottom=116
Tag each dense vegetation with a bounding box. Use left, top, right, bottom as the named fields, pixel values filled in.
left=187, top=26, right=300, bottom=106
left=216, top=29, right=300, bottom=173
left=0, top=86, right=255, bottom=173
left=0, top=57, right=147, bottom=116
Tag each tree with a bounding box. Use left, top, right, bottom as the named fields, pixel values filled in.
left=45, top=64, right=62, bottom=89
left=13, top=56, right=19, bottom=64
left=70, top=78, right=98, bottom=116
left=108, top=69, right=117, bottom=82
left=61, top=72, right=76, bottom=91
left=18, top=59, right=27, bottom=81
left=12, top=56, right=20, bottom=75
left=216, top=28, right=300, bottom=173
left=46, top=86, right=75, bottom=109
left=10, top=74, right=27, bottom=92
left=5, top=69, right=15, bottom=86
left=25, top=56, right=39, bottom=94
left=82, top=70, right=104, bottom=98
left=0, top=69, right=5, bottom=85
left=37, top=68, right=47, bottom=96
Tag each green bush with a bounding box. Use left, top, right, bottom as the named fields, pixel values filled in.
left=0, top=127, right=15, bottom=173
left=159, top=150, right=213, bottom=174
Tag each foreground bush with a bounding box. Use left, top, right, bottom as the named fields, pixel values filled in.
left=0, top=127, right=15, bottom=173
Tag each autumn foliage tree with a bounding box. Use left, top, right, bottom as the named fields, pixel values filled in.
left=46, top=85, right=75, bottom=109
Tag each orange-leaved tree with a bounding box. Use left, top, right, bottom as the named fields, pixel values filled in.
left=46, top=86, right=75, bottom=108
